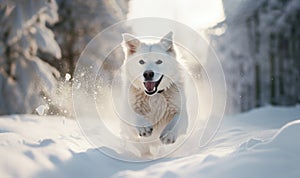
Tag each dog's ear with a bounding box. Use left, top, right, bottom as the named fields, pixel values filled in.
left=122, top=33, right=140, bottom=55
left=160, top=31, right=173, bottom=52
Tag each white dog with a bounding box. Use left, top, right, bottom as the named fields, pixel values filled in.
left=119, top=32, right=188, bottom=156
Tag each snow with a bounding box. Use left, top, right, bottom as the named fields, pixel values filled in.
left=0, top=105, right=299, bottom=178
left=35, top=105, right=49, bottom=116
left=65, top=73, right=71, bottom=81
left=33, top=23, right=62, bottom=59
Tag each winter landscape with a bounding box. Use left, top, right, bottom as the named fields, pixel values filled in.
left=0, top=0, right=299, bottom=178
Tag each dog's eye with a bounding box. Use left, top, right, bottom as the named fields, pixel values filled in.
left=156, top=60, right=163, bottom=64
left=139, top=59, right=145, bottom=64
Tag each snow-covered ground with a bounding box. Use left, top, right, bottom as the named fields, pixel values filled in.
left=0, top=105, right=300, bottom=178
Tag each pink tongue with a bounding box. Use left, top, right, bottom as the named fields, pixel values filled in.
left=144, top=82, right=156, bottom=91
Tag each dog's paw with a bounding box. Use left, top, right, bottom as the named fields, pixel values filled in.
left=137, top=126, right=153, bottom=137
left=160, top=130, right=176, bottom=144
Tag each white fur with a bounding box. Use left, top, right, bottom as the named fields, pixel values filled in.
left=119, top=32, right=188, bottom=157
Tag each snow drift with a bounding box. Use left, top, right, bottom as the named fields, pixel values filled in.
left=0, top=105, right=299, bottom=178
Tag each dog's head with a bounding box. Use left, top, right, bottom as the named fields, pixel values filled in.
left=122, top=32, right=178, bottom=96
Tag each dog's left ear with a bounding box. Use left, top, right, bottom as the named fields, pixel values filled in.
left=160, top=31, right=173, bottom=52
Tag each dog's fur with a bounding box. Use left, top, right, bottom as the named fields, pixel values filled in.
left=119, top=32, right=188, bottom=156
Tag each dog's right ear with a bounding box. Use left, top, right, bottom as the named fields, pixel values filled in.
left=160, top=31, right=174, bottom=52
left=122, top=33, right=140, bottom=56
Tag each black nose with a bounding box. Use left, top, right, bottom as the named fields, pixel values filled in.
left=143, top=70, right=154, bottom=80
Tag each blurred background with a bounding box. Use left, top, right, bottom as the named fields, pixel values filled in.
left=0, top=0, right=299, bottom=116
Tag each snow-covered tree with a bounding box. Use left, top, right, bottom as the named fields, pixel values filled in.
left=209, top=0, right=300, bottom=113
left=51, top=0, right=129, bottom=76
left=0, top=0, right=129, bottom=115
left=0, top=0, right=61, bottom=114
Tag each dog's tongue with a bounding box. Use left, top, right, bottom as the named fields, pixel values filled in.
left=144, top=82, right=156, bottom=91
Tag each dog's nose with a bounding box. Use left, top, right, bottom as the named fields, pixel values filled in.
left=143, top=70, right=154, bottom=80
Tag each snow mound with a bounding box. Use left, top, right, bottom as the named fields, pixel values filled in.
left=202, top=120, right=300, bottom=178
left=265, top=120, right=300, bottom=151
left=115, top=119, right=300, bottom=178
left=0, top=106, right=299, bottom=178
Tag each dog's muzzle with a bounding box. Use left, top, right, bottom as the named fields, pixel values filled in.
left=143, top=75, right=164, bottom=95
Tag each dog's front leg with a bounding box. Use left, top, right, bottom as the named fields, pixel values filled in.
left=160, top=109, right=188, bottom=144
left=120, top=84, right=153, bottom=137
left=134, top=115, right=153, bottom=137
left=120, top=108, right=153, bottom=137
left=124, top=103, right=153, bottom=137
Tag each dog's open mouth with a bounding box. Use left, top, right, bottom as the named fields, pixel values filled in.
left=143, top=75, right=164, bottom=95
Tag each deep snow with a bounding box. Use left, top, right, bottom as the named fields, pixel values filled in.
left=0, top=105, right=300, bottom=178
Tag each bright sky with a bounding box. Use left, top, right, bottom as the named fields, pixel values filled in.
left=127, top=0, right=225, bottom=31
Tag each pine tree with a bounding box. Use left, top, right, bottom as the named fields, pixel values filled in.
left=0, top=0, right=61, bottom=114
